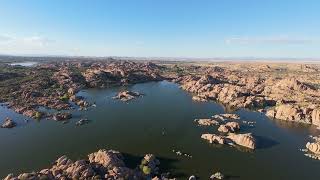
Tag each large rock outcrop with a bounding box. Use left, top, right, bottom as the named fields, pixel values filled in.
left=195, top=119, right=219, bottom=126
left=306, top=142, right=320, bottom=154
left=218, top=122, right=240, bottom=133
left=201, top=134, right=225, bottom=144
left=266, top=105, right=320, bottom=128
left=88, top=149, right=125, bottom=168
left=312, top=109, right=320, bottom=127
left=227, top=133, right=256, bottom=149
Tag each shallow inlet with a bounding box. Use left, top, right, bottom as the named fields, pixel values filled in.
left=0, top=81, right=320, bottom=179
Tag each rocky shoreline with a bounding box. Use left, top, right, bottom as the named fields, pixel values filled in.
left=175, top=68, right=320, bottom=129
left=3, top=149, right=173, bottom=180
left=3, top=149, right=226, bottom=180
left=1, top=60, right=320, bottom=129
left=0, top=61, right=163, bottom=124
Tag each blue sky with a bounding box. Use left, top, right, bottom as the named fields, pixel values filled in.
left=0, top=0, right=319, bottom=58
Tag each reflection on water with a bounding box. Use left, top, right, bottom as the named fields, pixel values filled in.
left=0, top=81, right=320, bottom=180
left=9, top=62, right=38, bottom=67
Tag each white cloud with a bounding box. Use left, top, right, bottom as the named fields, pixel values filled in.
left=22, top=36, right=54, bottom=47
left=225, top=36, right=315, bottom=45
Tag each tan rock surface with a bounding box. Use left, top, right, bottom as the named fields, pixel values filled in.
left=227, top=133, right=256, bottom=149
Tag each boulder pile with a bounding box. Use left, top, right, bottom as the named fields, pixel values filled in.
left=3, top=149, right=175, bottom=180
left=1, top=117, right=16, bottom=128
left=113, top=90, right=143, bottom=102
left=201, top=133, right=256, bottom=150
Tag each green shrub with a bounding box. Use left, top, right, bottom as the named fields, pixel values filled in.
left=34, top=111, right=42, bottom=119
left=59, top=94, right=69, bottom=101
left=142, top=166, right=151, bottom=175
left=141, top=159, right=148, bottom=165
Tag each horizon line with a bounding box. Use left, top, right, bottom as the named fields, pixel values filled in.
left=1, top=53, right=320, bottom=61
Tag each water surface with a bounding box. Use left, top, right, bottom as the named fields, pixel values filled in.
left=9, top=62, right=38, bottom=67
left=0, top=81, right=319, bottom=179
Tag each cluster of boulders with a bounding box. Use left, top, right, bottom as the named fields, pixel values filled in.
left=52, top=67, right=86, bottom=91
left=194, top=119, right=219, bottom=126
left=218, top=122, right=240, bottom=133
left=195, top=114, right=256, bottom=149
left=3, top=149, right=175, bottom=180
left=177, top=74, right=275, bottom=109
left=0, top=61, right=164, bottom=123
left=210, top=172, right=225, bottom=180
left=188, top=171, right=224, bottom=180
left=75, top=118, right=90, bottom=126
left=201, top=133, right=256, bottom=150
left=196, top=113, right=256, bottom=150
left=266, top=104, right=320, bottom=127
left=176, top=68, right=320, bottom=129
left=52, top=112, right=72, bottom=121
left=113, top=90, right=143, bottom=102
left=302, top=136, right=320, bottom=160
left=82, top=61, right=162, bottom=88
left=195, top=118, right=240, bottom=133
left=1, top=117, right=16, bottom=128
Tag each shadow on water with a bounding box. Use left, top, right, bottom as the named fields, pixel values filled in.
left=225, top=175, right=241, bottom=179
left=254, top=135, right=279, bottom=149
left=193, top=173, right=241, bottom=180
left=122, top=153, right=143, bottom=169
left=122, top=153, right=186, bottom=178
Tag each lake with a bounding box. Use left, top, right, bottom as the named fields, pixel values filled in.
left=9, top=62, right=38, bottom=67
left=0, top=81, right=320, bottom=179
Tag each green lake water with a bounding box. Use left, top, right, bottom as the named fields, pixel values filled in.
left=1, top=81, right=320, bottom=179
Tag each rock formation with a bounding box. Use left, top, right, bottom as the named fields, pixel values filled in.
left=220, top=113, right=240, bottom=120
left=113, top=90, right=143, bottom=102
left=195, top=119, right=219, bottom=126
left=306, top=142, right=320, bottom=154
left=201, top=134, right=225, bottom=144
left=218, top=122, right=240, bottom=133
left=210, top=172, right=225, bottom=180
left=53, top=112, right=72, bottom=121
left=0, top=61, right=163, bottom=122
left=75, top=118, right=90, bottom=126
left=3, top=149, right=174, bottom=180
left=312, top=109, right=320, bottom=127
left=176, top=64, right=320, bottom=128
left=227, top=133, right=256, bottom=149
left=1, top=117, right=16, bottom=128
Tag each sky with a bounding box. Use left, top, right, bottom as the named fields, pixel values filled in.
left=0, top=0, right=319, bottom=58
